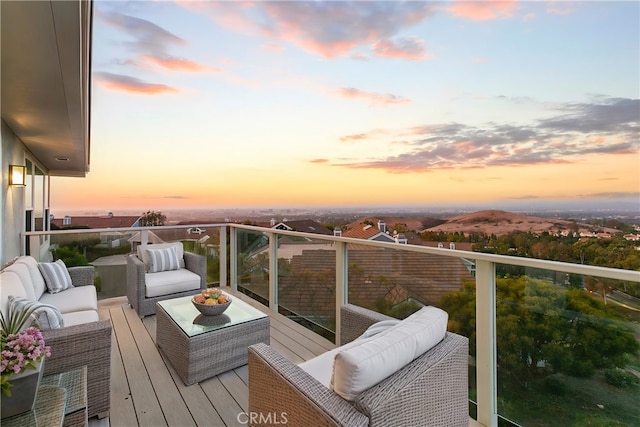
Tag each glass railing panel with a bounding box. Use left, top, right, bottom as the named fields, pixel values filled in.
left=346, top=244, right=479, bottom=415
left=235, top=228, right=270, bottom=306
left=276, top=235, right=337, bottom=342
left=493, top=264, right=639, bottom=426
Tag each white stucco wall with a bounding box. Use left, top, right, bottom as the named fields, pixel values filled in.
left=1, top=120, right=26, bottom=265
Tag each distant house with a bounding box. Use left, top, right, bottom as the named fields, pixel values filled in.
left=51, top=213, right=141, bottom=229
left=343, top=220, right=396, bottom=243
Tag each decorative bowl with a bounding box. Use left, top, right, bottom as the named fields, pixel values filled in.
left=191, top=289, right=232, bottom=316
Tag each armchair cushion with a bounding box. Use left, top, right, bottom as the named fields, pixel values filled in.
left=331, top=306, right=448, bottom=401
left=147, top=246, right=180, bottom=273
left=13, top=256, right=47, bottom=299
left=8, top=295, right=65, bottom=330
left=39, top=285, right=98, bottom=314
left=38, top=260, right=73, bottom=293
left=144, top=268, right=201, bottom=298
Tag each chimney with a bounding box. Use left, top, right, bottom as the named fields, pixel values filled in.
left=334, top=228, right=342, bottom=237
left=449, top=242, right=456, bottom=250
left=63, top=216, right=71, bottom=226
left=270, top=218, right=276, bottom=226
left=377, top=220, right=386, bottom=233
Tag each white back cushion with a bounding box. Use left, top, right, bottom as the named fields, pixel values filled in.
left=14, top=256, right=47, bottom=299
left=4, top=262, right=37, bottom=300
left=331, top=306, right=448, bottom=401
left=0, top=271, right=29, bottom=319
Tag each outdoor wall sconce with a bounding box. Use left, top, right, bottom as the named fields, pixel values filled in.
left=9, top=164, right=26, bottom=186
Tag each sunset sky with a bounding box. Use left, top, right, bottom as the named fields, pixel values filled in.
left=51, top=0, right=640, bottom=214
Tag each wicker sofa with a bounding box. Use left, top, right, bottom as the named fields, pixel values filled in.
left=248, top=304, right=469, bottom=427
left=126, top=242, right=207, bottom=317
left=0, top=256, right=112, bottom=419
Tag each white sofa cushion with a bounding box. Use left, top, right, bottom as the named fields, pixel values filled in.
left=38, top=260, right=73, bottom=294
left=62, top=310, right=100, bottom=327
left=9, top=295, right=65, bottom=330
left=39, top=285, right=98, bottom=314
left=144, top=268, right=200, bottom=298
left=330, top=306, right=448, bottom=401
left=4, top=262, right=37, bottom=300
left=137, top=242, right=186, bottom=272
left=14, top=256, right=48, bottom=299
left=0, top=271, right=29, bottom=318
left=147, top=246, right=180, bottom=273
left=299, top=335, right=375, bottom=389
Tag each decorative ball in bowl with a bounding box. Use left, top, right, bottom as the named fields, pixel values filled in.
left=192, top=289, right=232, bottom=316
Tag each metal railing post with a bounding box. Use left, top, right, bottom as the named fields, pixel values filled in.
left=268, top=232, right=278, bottom=311
left=335, top=241, right=348, bottom=345
left=229, top=226, right=237, bottom=292
left=219, top=226, right=227, bottom=288
left=475, top=259, right=498, bottom=426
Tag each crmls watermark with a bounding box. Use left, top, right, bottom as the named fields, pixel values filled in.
left=237, top=411, right=288, bottom=425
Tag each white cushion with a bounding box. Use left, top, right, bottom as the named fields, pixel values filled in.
left=0, top=271, right=29, bottom=319
left=144, top=268, right=200, bottom=298
left=147, top=246, right=180, bottom=273
left=358, top=319, right=401, bottom=339
left=39, top=285, right=98, bottom=314
left=62, top=310, right=100, bottom=327
left=38, top=260, right=73, bottom=294
left=331, top=306, right=448, bottom=401
left=4, top=262, right=37, bottom=300
left=137, top=242, right=185, bottom=271
left=299, top=336, right=374, bottom=389
left=14, top=256, right=48, bottom=299
left=8, top=295, right=64, bottom=330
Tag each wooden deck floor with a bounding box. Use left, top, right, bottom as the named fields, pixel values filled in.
left=96, top=293, right=335, bottom=427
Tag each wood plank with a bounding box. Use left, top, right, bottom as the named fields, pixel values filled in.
left=270, top=325, right=318, bottom=361
left=123, top=306, right=196, bottom=427
left=234, top=365, right=249, bottom=385
left=108, top=307, right=138, bottom=427
left=143, top=312, right=225, bottom=427
left=200, top=376, right=244, bottom=427
left=218, top=370, right=249, bottom=412
left=110, top=306, right=167, bottom=426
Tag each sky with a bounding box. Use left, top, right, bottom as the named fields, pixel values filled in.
left=51, top=0, right=640, bottom=214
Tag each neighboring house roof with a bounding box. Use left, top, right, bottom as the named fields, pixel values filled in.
left=343, top=224, right=395, bottom=242
left=272, top=220, right=333, bottom=235
left=51, top=215, right=141, bottom=229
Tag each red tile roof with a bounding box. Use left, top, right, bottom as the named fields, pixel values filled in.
left=51, top=215, right=140, bottom=229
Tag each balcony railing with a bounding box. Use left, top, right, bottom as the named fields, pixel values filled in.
left=23, top=223, right=640, bottom=427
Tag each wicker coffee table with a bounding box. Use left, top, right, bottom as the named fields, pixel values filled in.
left=156, top=293, right=270, bottom=385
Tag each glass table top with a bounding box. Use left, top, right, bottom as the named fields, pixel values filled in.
left=157, top=293, right=268, bottom=338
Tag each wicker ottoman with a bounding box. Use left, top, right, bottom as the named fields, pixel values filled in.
left=156, top=295, right=270, bottom=385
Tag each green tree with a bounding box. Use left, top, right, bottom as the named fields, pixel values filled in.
left=441, top=276, right=639, bottom=385
left=140, top=210, right=166, bottom=226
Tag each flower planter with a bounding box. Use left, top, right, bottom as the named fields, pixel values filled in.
left=1, top=359, right=44, bottom=419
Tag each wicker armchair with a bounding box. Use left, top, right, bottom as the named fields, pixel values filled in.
left=248, top=304, right=469, bottom=427
left=127, top=250, right=207, bottom=317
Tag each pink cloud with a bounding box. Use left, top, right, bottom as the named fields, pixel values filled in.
left=340, top=134, right=370, bottom=143
left=447, top=1, right=518, bottom=21
left=337, top=87, right=411, bottom=107
left=94, top=72, right=178, bottom=95
left=139, top=55, right=223, bottom=73
left=262, top=42, right=286, bottom=52
left=180, top=1, right=436, bottom=59
left=373, top=37, right=432, bottom=61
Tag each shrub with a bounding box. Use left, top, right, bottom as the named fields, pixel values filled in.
left=604, top=369, right=639, bottom=388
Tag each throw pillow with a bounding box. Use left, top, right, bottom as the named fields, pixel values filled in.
left=8, top=295, right=65, bottom=330
left=147, top=246, right=180, bottom=273
left=38, top=259, right=73, bottom=294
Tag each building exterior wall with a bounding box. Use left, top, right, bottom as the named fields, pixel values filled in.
left=1, top=120, right=26, bottom=265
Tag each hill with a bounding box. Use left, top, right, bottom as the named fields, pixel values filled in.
left=421, top=209, right=620, bottom=236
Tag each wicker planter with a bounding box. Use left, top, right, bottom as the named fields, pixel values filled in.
left=1, top=359, right=44, bottom=419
